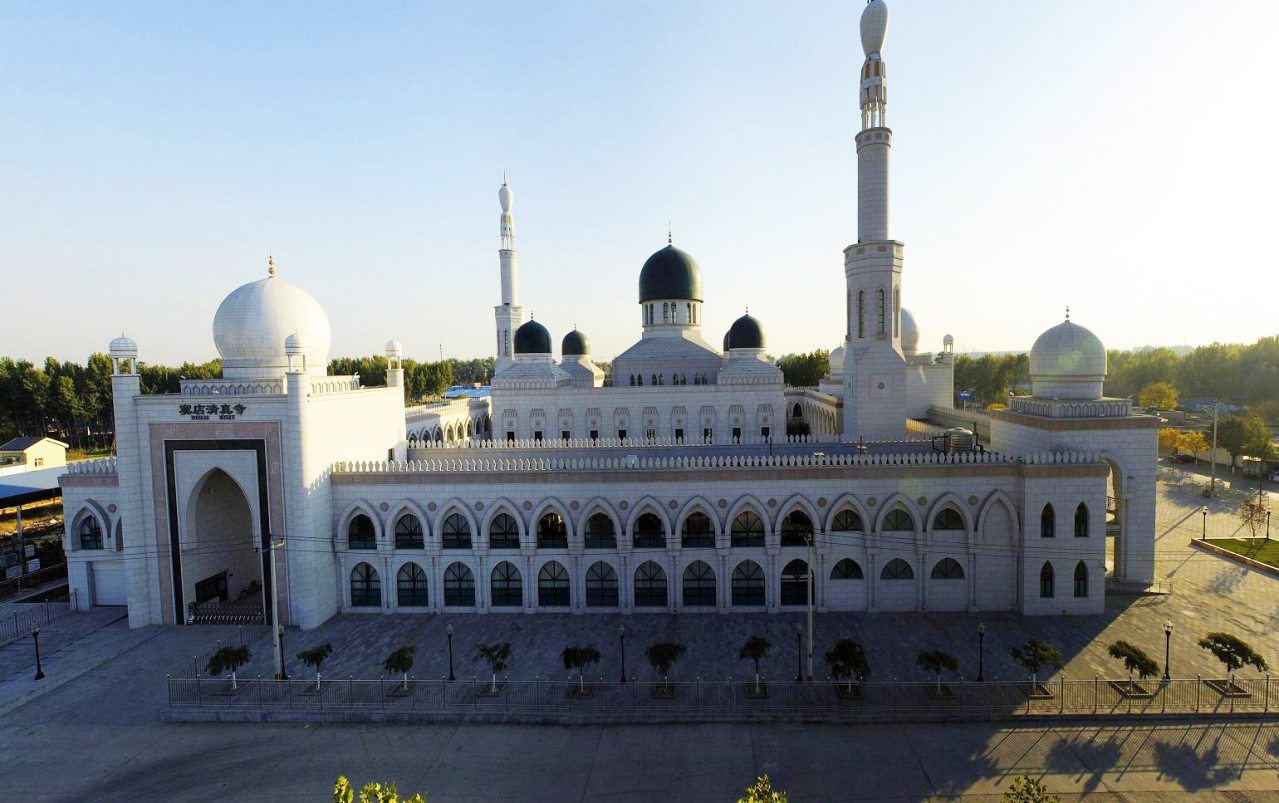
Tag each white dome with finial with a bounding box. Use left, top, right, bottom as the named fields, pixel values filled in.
left=829, top=342, right=846, bottom=376
left=861, top=0, right=889, bottom=56
left=213, top=257, right=332, bottom=379
left=385, top=339, right=403, bottom=357
left=284, top=332, right=310, bottom=354
left=498, top=178, right=512, bottom=213
left=109, top=334, right=138, bottom=358
left=1029, top=309, right=1107, bottom=400
left=900, top=307, right=920, bottom=356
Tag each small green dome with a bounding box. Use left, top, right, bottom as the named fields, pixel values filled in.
left=513, top=319, right=552, bottom=354
left=561, top=329, right=589, bottom=356
left=639, top=245, right=703, bottom=303
left=727, top=313, right=765, bottom=350
left=723, top=330, right=731, bottom=352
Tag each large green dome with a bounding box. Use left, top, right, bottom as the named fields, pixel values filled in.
left=727, top=313, right=765, bottom=350
left=561, top=329, right=589, bottom=356
left=639, top=245, right=703, bottom=303
left=513, top=319, right=552, bottom=354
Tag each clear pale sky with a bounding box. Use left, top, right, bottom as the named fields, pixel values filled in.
left=3, top=1, right=1276, bottom=367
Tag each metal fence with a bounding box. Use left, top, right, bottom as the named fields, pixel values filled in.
left=166, top=673, right=1279, bottom=720
left=171, top=624, right=271, bottom=679
left=0, top=590, right=79, bottom=646
left=0, top=563, right=69, bottom=603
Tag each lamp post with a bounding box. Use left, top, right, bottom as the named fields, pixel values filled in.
left=794, top=622, right=803, bottom=683
left=277, top=624, right=288, bottom=680
left=977, top=622, right=986, bottom=682
left=29, top=623, right=44, bottom=681
left=1201, top=506, right=1208, bottom=540
left=446, top=624, right=455, bottom=682
left=618, top=624, right=627, bottom=682
left=1163, top=620, right=1174, bottom=681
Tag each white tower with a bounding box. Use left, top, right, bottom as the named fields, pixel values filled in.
left=494, top=174, right=527, bottom=374
left=843, top=0, right=907, bottom=439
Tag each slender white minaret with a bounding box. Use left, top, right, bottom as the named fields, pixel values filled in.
left=843, top=0, right=906, bottom=439
left=494, top=173, right=526, bottom=374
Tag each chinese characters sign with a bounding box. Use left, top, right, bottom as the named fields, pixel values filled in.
left=178, top=403, right=247, bottom=420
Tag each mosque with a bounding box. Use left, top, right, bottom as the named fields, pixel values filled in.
left=60, top=0, right=1156, bottom=633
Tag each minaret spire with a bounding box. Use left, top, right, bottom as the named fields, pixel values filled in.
left=493, top=173, right=526, bottom=374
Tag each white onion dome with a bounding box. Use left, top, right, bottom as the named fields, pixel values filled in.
left=860, top=0, right=889, bottom=55
left=384, top=339, right=403, bottom=356
left=1029, top=318, right=1107, bottom=400
left=943, top=334, right=954, bottom=346
left=213, top=270, right=332, bottom=379
left=899, top=307, right=920, bottom=356
left=284, top=332, right=310, bottom=354
left=498, top=181, right=512, bottom=213
left=109, top=334, right=138, bottom=358
left=829, top=343, right=846, bottom=376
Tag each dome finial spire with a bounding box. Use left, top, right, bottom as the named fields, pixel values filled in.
left=1065, top=305, right=1070, bottom=321
left=268, top=250, right=275, bottom=277
left=668, top=222, right=672, bottom=245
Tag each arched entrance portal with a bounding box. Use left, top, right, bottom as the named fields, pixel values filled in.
left=183, top=468, right=263, bottom=623
left=1104, top=457, right=1124, bottom=578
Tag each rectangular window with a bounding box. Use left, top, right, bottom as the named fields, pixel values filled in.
left=674, top=428, right=684, bottom=441
left=195, top=571, right=228, bottom=604
left=33, top=458, right=43, bottom=467
left=703, top=428, right=713, bottom=443
left=617, top=429, right=627, bottom=440
left=561, top=430, right=570, bottom=441
left=506, top=431, right=515, bottom=442
left=589, top=429, right=598, bottom=441
left=645, top=428, right=656, bottom=441
left=533, top=430, right=543, bottom=442
left=732, top=426, right=742, bottom=442
left=760, top=426, right=770, bottom=440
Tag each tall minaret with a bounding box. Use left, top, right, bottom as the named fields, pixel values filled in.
left=494, top=173, right=526, bottom=374
left=843, top=0, right=906, bottom=439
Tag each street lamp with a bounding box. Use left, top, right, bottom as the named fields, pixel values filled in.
left=277, top=624, right=288, bottom=680
left=794, top=622, right=803, bottom=683
left=977, top=622, right=986, bottom=682
left=29, top=623, right=44, bottom=680
left=1201, top=506, right=1208, bottom=540
left=618, top=624, right=627, bottom=683
left=1163, top=620, right=1174, bottom=681
left=446, top=624, right=455, bottom=682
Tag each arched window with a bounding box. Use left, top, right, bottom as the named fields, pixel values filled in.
left=831, top=509, right=863, bottom=532
left=877, top=288, right=886, bottom=334
left=444, top=562, right=475, bottom=606
left=682, top=561, right=716, bottom=606
left=629, top=375, right=635, bottom=386
left=490, top=561, right=522, bottom=607
left=882, top=508, right=914, bottom=531
left=537, top=561, right=570, bottom=607
left=1040, top=504, right=1055, bottom=538
left=633, top=512, right=665, bottom=549
left=681, top=511, right=714, bottom=548
left=634, top=561, right=667, bottom=607
left=1073, top=561, right=1088, bottom=597
left=880, top=558, right=913, bottom=580
left=394, top=514, right=424, bottom=549
left=489, top=512, right=520, bottom=549
left=731, top=560, right=766, bottom=605
left=651, top=374, right=658, bottom=386
left=585, top=561, right=619, bottom=607
left=348, top=514, right=376, bottom=550
left=1074, top=503, right=1089, bottom=538
left=584, top=513, right=617, bottom=549
left=930, top=558, right=964, bottom=579
left=731, top=511, right=765, bottom=547
left=780, top=511, right=813, bottom=547
left=857, top=290, right=865, bottom=338
left=637, top=374, right=643, bottom=386
left=893, top=285, right=900, bottom=337
left=780, top=559, right=812, bottom=605
left=1039, top=562, right=1054, bottom=598
left=350, top=563, right=380, bottom=607
left=830, top=558, right=864, bottom=579
left=79, top=516, right=103, bottom=550
left=792, top=403, right=803, bottom=419
left=442, top=513, right=471, bottom=549
left=396, top=563, right=429, bottom=606
left=537, top=512, right=568, bottom=549
left=932, top=508, right=964, bottom=531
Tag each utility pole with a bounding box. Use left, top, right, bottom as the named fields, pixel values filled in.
left=806, top=534, right=814, bottom=682
left=15, top=505, right=25, bottom=578
left=257, top=537, right=285, bottom=680
left=1209, top=399, right=1219, bottom=499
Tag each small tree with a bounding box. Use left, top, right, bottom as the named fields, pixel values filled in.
left=205, top=644, right=252, bottom=691
left=1002, top=774, right=1060, bottom=803
left=916, top=650, right=959, bottom=693
left=297, top=642, right=334, bottom=691
left=737, top=774, right=788, bottom=803
left=333, top=776, right=427, bottom=803
left=738, top=635, right=772, bottom=693
left=645, top=642, right=686, bottom=688
left=1198, top=632, right=1268, bottom=680
left=1180, top=430, right=1209, bottom=458
left=1240, top=499, right=1268, bottom=540
left=1138, top=381, right=1178, bottom=411
left=561, top=645, right=601, bottom=690
left=1010, top=639, right=1064, bottom=688
left=1158, top=427, right=1182, bottom=456
left=1218, top=413, right=1273, bottom=474
left=382, top=646, right=416, bottom=692
left=476, top=642, right=511, bottom=693
left=824, top=639, right=870, bottom=690
left=1106, top=640, right=1159, bottom=692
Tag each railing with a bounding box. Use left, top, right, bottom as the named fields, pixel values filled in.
left=0, top=562, right=68, bottom=602
left=171, top=624, right=270, bottom=679
left=1106, top=576, right=1173, bottom=595
left=166, top=674, right=1273, bottom=720
left=186, top=600, right=265, bottom=625
left=0, top=590, right=79, bottom=647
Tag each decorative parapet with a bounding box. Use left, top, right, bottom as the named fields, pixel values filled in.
left=310, top=376, right=362, bottom=395
left=407, top=432, right=881, bottom=451
left=1009, top=396, right=1133, bottom=419
left=66, top=457, right=118, bottom=475
left=180, top=379, right=284, bottom=397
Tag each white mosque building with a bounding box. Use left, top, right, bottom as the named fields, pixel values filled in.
left=60, top=0, right=1156, bottom=632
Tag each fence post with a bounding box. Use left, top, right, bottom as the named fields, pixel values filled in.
left=1094, top=675, right=1098, bottom=714
left=1196, top=675, right=1201, bottom=713
left=1266, top=675, right=1271, bottom=713
left=257, top=675, right=263, bottom=707
left=166, top=674, right=171, bottom=707
left=891, top=677, right=896, bottom=713
left=1060, top=674, right=1065, bottom=714
left=196, top=674, right=202, bottom=708
left=349, top=675, right=353, bottom=709
left=697, top=677, right=701, bottom=711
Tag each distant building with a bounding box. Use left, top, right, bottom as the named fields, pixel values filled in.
left=0, top=437, right=68, bottom=475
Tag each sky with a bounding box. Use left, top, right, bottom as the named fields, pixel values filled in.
left=3, top=1, right=1277, bottom=368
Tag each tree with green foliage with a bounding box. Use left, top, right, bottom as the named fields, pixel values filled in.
left=824, top=639, right=870, bottom=689
left=334, top=776, right=426, bottom=803
left=205, top=644, right=252, bottom=690
left=1002, top=775, right=1060, bottom=803
left=776, top=350, right=829, bottom=388
left=737, top=774, right=788, bottom=803
left=382, top=646, right=416, bottom=691
left=953, top=353, right=1030, bottom=407
left=916, top=650, right=959, bottom=693
left=738, top=635, right=771, bottom=693
left=1010, top=639, right=1064, bottom=687
left=561, top=645, right=601, bottom=691
left=1217, top=413, right=1275, bottom=473
left=645, top=642, right=686, bottom=688
left=1138, top=381, right=1178, bottom=410
left=476, top=642, right=511, bottom=693
left=1106, top=641, right=1159, bottom=692
left=296, top=642, right=334, bottom=691
left=1198, top=632, right=1268, bottom=678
